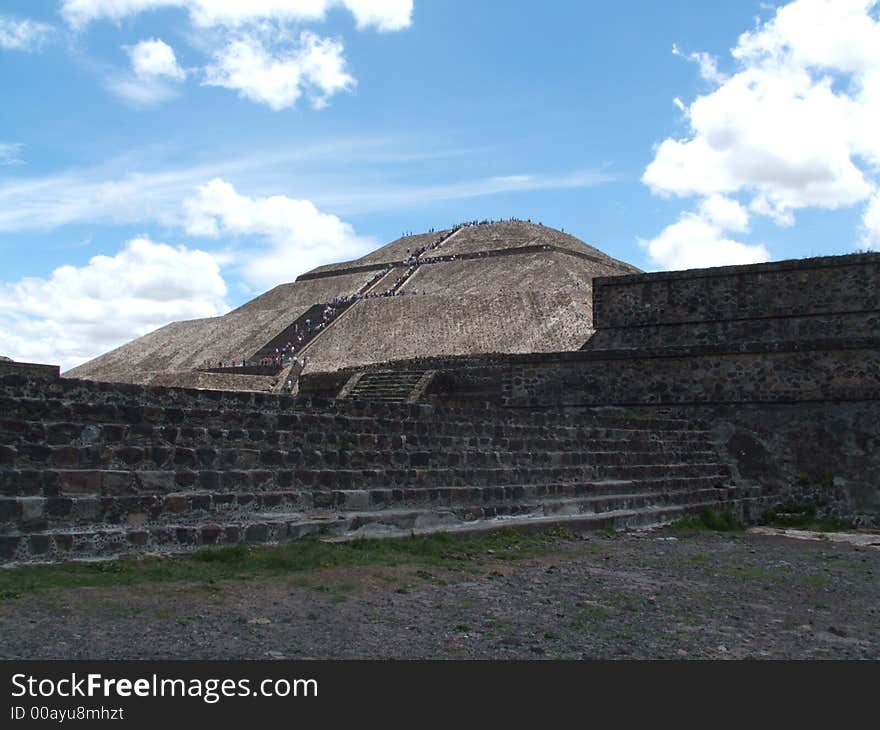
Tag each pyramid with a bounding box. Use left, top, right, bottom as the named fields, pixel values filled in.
left=66, top=220, right=639, bottom=389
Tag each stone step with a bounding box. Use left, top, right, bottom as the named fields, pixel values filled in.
left=0, top=395, right=704, bottom=435
left=0, top=417, right=717, bottom=453
left=0, top=432, right=719, bottom=468
left=1, top=495, right=757, bottom=565
left=1, top=462, right=731, bottom=498
left=1, top=477, right=748, bottom=531
left=2, top=440, right=722, bottom=472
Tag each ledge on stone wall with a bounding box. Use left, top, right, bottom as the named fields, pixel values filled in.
left=0, top=360, right=60, bottom=380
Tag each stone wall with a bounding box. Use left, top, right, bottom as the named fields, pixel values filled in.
left=1, top=370, right=746, bottom=563
left=588, top=253, right=880, bottom=350
left=470, top=345, right=880, bottom=408
left=404, top=252, right=880, bottom=524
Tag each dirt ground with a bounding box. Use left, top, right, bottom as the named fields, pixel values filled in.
left=1, top=527, right=878, bottom=660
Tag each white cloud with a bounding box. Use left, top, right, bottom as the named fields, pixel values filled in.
left=672, top=44, right=728, bottom=84
left=108, top=37, right=186, bottom=105
left=129, top=37, right=185, bottom=79
left=61, top=1, right=409, bottom=109
left=184, top=177, right=375, bottom=289
left=698, top=194, right=750, bottom=232
left=203, top=31, right=354, bottom=110
left=644, top=0, right=880, bottom=244
left=862, top=190, right=880, bottom=250
left=639, top=210, right=770, bottom=271
left=0, top=236, right=228, bottom=371
left=0, top=143, right=24, bottom=166
left=60, top=0, right=413, bottom=32
left=0, top=15, right=54, bottom=51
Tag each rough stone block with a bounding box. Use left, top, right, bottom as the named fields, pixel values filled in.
left=196, top=448, right=216, bottom=467
left=74, top=498, right=100, bottom=519
left=0, top=535, right=20, bottom=560
left=102, top=471, right=134, bottom=495
left=221, top=471, right=248, bottom=490
left=60, top=470, right=102, bottom=495
left=190, top=494, right=210, bottom=510
left=146, top=447, right=169, bottom=467
left=173, top=448, right=196, bottom=467
left=201, top=524, right=222, bottom=544
left=0, top=446, right=17, bottom=466
left=19, top=497, right=45, bottom=522
left=245, top=524, right=269, bottom=542
left=175, top=527, right=197, bottom=544
left=29, top=534, right=50, bottom=554
left=343, top=490, right=370, bottom=510
left=135, top=470, right=175, bottom=493
left=175, top=470, right=197, bottom=488
left=198, top=471, right=220, bottom=490
left=0, top=498, right=19, bottom=521
left=128, top=531, right=149, bottom=546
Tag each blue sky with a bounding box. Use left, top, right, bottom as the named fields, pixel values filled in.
left=2, top=0, right=880, bottom=369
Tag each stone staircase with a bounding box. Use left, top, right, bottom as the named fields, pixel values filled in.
left=340, top=370, right=433, bottom=403
left=0, top=373, right=763, bottom=564
left=249, top=303, right=328, bottom=364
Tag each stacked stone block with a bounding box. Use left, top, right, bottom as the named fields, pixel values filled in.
left=0, top=367, right=749, bottom=564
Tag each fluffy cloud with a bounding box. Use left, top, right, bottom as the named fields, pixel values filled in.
left=697, top=194, right=750, bottom=233
left=109, top=37, right=186, bottom=105
left=640, top=210, right=770, bottom=271
left=0, top=15, right=54, bottom=50
left=63, top=1, right=406, bottom=109
left=184, top=177, right=374, bottom=289
left=643, top=0, right=880, bottom=264
left=129, top=37, right=185, bottom=79
left=60, top=0, right=413, bottom=32
left=0, top=237, right=228, bottom=371
left=203, top=31, right=353, bottom=110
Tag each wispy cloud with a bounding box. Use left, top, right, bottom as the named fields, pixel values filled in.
left=0, top=15, right=54, bottom=51
left=0, top=140, right=612, bottom=233
left=313, top=168, right=616, bottom=214
left=0, top=143, right=24, bottom=166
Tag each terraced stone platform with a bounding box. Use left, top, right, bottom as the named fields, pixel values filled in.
left=66, top=221, right=639, bottom=388
left=0, top=370, right=758, bottom=564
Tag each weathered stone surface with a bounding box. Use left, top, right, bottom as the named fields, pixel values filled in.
left=1, top=249, right=879, bottom=565
left=64, top=222, right=637, bottom=387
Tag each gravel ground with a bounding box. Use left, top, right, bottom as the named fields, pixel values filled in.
left=1, top=527, right=878, bottom=660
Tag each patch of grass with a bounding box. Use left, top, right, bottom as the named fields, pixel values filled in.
left=488, top=617, right=513, bottom=630
left=193, top=544, right=251, bottom=563
left=670, top=508, right=744, bottom=532
left=802, top=574, right=831, bottom=588
left=0, top=528, right=566, bottom=598
left=761, top=502, right=853, bottom=532
left=728, top=566, right=774, bottom=581
left=570, top=604, right=612, bottom=628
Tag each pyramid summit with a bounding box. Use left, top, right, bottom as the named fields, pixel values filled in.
left=66, top=220, right=640, bottom=390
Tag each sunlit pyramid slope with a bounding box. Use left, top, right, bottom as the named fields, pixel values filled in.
left=66, top=221, right=640, bottom=388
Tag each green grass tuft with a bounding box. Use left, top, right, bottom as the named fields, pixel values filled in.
left=760, top=502, right=853, bottom=532
left=0, top=528, right=566, bottom=598
left=670, top=507, right=744, bottom=532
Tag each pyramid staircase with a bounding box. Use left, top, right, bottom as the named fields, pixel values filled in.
left=339, top=370, right=434, bottom=403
